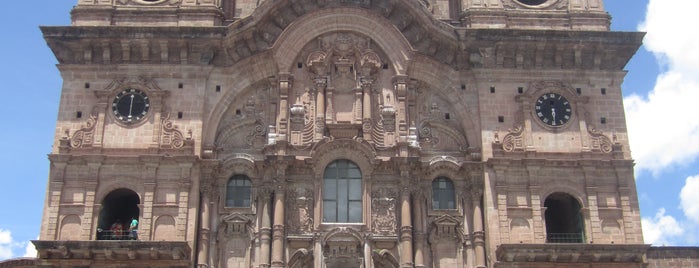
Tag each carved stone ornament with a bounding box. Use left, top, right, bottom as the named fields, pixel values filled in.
left=371, top=188, right=398, bottom=235
left=285, top=187, right=314, bottom=234
left=219, top=213, right=253, bottom=238
left=160, top=112, right=186, bottom=149
left=428, top=214, right=463, bottom=243
left=501, top=124, right=525, bottom=152
left=70, top=112, right=98, bottom=148
left=587, top=124, right=613, bottom=153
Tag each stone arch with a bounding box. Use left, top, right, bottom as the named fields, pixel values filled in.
left=311, top=139, right=376, bottom=178
left=152, top=215, right=177, bottom=241
left=543, top=192, right=585, bottom=243
left=96, top=188, right=140, bottom=240
left=219, top=155, right=258, bottom=181
left=271, top=7, right=415, bottom=74
left=202, top=56, right=278, bottom=147
left=288, top=248, right=313, bottom=268
left=372, top=249, right=399, bottom=268
left=59, top=215, right=82, bottom=240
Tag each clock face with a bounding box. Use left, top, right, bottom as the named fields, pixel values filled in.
left=535, top=93, right=572, bottom=127
left=515, top=0, right=548, bottom=5
left=112, top=89, right=150, bottom=124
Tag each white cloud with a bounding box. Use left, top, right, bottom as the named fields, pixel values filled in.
left=642, top=208, right=684, bottom=245
left=680, top=175, right=699, bottom=223
left=0, top=229, right=16, bottom=260
left=624, top=0, right=699, bottom=174
left=0, top=229, right=37, bottom=261
left=22, top=239, right=37, bottom=258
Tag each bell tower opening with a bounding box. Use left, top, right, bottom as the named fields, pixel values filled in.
left=97, top=188, right=140, bottom=240
left=544, top=192, right=585, bottom=243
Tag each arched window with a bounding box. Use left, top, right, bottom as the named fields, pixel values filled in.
left=97, top=188, right=140, bottom=240
left=544, top=192, right=585, bottom=243
left=432, top=177, right=456, bottom=210
left=323, top=160, right=362, bottom=223
left=226, top=175, right=252, bottom=207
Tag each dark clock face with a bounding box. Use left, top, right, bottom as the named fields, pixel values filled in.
left=516, top=0, right=548, bottom=5
left=112, top=89, right=150, bottom=124
left=535, top=93, right=572, bottom=127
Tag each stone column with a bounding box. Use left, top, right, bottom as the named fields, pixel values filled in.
left=258, top=188, right=273, bottom=268
left=197, top=183, right=212, bottom=267
left=412, top=191, right=426, bottom=268
left=314, top=77, right=327, bottom=140
left=472, top=191, right=486, bottom=268
left=399, top=187, right=414, bottom=268
left=271, top=186, right=286, bottom=268
left=361, top=79, right=373, bottom=141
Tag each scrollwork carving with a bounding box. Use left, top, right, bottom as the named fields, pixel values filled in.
left=587, top=124, right=613, bottom=153
left=501, top=125, right=525, bottom=152
left=160, top=112, right=185, bottom=149
left=70, top=112, right=98, bottom=148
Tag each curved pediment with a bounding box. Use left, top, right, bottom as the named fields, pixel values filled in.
left=221, top=0, right=460, bottom=68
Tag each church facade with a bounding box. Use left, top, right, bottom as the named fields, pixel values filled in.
left=21, top=0, right=695, bottom=267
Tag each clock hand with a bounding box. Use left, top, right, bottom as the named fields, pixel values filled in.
left=128, top=94, right=135, bottom=118
left=551, top=107, right=556, bottom=122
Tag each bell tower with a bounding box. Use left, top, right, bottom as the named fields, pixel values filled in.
left=463, top=0, right=609, bottom=30
left=71, top=0, right=224, bottom=26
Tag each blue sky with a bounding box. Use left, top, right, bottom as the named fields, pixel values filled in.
left=0, top=0, right=695, bottom=260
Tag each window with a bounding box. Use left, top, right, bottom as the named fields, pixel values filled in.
left=432, top=177, right=456, bottom=210
left=544, top=192, right=585, bottom=243
left=226, top=175, right=252, bottom=207
left=97, top=188, right=140, bottom=240
left=323, top=160, right=362, bottom=223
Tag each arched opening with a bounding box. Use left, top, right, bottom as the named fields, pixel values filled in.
left=544, top=192, right=585, bottom=243
left=226, top=175, right=252, bottom=207
left=97, top=188, right=140, bottom=240
left=432, top=177, right=456, bottom=210
left=323, top=159, right=362, bottom=223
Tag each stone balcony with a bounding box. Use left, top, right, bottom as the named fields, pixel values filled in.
left=32, top=240, right=191, bottom=268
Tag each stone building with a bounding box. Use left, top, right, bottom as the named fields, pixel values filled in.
left=12, top=0, right=697, bottom=267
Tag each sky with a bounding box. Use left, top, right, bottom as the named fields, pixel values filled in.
left=0, top=0, right=696, bottom=260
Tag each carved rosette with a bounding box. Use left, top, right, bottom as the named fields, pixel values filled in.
left=70, top=113, right=98, bottom=148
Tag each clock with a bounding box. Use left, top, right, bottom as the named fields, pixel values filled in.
left=112, top=89, right=150, bottom=124
left=535, top=93, right=572, bottom=127
left=515, top=0, right=548, bottom=5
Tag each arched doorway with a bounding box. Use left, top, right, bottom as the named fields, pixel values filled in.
left=97, top=188, right=140, bottom=240
left=544, top=192, right=585, bottom=243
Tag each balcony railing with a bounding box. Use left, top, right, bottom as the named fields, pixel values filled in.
left=546, top=232, right=584, bottom=243
left=96, top=229, right=137, bottom=240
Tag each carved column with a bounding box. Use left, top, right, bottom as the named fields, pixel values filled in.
left=393, top=76, right=408, bottom=138
left=472, top=191, right=486, bottom=268
left=258, top=187, right=273, bottom=268
left=277, top=73, right=292, bottom=138
left=412, top=190, right=426, bottom=268
left=197, top=182, right=213, bottom=267
left=271, top=186, right=286, bottom=267
left=399, top=187, right=414, bottom=268
left=361, top=79, right=373, bottom=140
left=314, top=77, right=327, bottom=140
